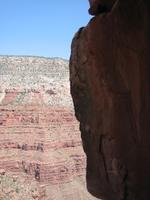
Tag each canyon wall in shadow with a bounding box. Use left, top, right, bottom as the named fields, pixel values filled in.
left=70, top=0, right=150, bottom=199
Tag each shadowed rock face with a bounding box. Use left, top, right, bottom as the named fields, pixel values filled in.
left=70, top=0, right=150, bottom=199
left=88, top=0, right=117, bottom=15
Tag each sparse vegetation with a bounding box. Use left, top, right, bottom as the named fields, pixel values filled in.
left=0, top=172, right=40, bottom=200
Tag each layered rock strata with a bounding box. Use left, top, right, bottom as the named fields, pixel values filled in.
left=0, top=56, right=98, bottom=200
left=70, top=0, right=150, bottom=199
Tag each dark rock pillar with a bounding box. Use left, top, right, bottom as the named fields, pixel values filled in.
left=69, top=0, right=150, bottom=199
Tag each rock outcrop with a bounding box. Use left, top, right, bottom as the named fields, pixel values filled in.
left=0, top=56, right=98, bottom=200
left=88, top=0, right=116, bottom=15
left=70, top=0, right=150, bottom=199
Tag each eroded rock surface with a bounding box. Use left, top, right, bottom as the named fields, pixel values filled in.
left=0, top=56, right=98, bottom=200
left=70, top=0, right=150, bottom=199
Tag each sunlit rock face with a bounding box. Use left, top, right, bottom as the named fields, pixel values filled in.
left=0, top=56, right=98, bottom=200
left=70, top=0, right=150, bottom=199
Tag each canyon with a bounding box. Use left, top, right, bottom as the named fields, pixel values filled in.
left=0, top=56, right=98, bottom=200
left=70, top=0, right=150, bottom=199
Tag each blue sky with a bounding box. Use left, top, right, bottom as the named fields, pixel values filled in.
left=0, top=0, right=91, bottom=59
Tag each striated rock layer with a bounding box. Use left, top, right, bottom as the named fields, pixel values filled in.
left=0, top=56, right=98, bottom=200
left=70, top=0, right=150, bottom=199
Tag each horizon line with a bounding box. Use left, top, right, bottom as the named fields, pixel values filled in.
left=0, top=54, right=69, bottom=61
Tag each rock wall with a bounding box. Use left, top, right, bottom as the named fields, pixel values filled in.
left=0, top=56, right=98, bottom=200
left=69, top=0, right=150, bottom=199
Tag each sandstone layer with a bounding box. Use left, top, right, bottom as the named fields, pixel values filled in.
left=70, top=0, right=150, bottom=199
left=0, top=56, right=98, bottom=200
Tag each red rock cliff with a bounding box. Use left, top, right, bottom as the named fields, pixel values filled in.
left=0, top=56, right=97, bottom=200
left=69, top=0, right=150, bottom=199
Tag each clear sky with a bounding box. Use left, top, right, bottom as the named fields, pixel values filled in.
left=0, top=0, right=91, bottom=59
